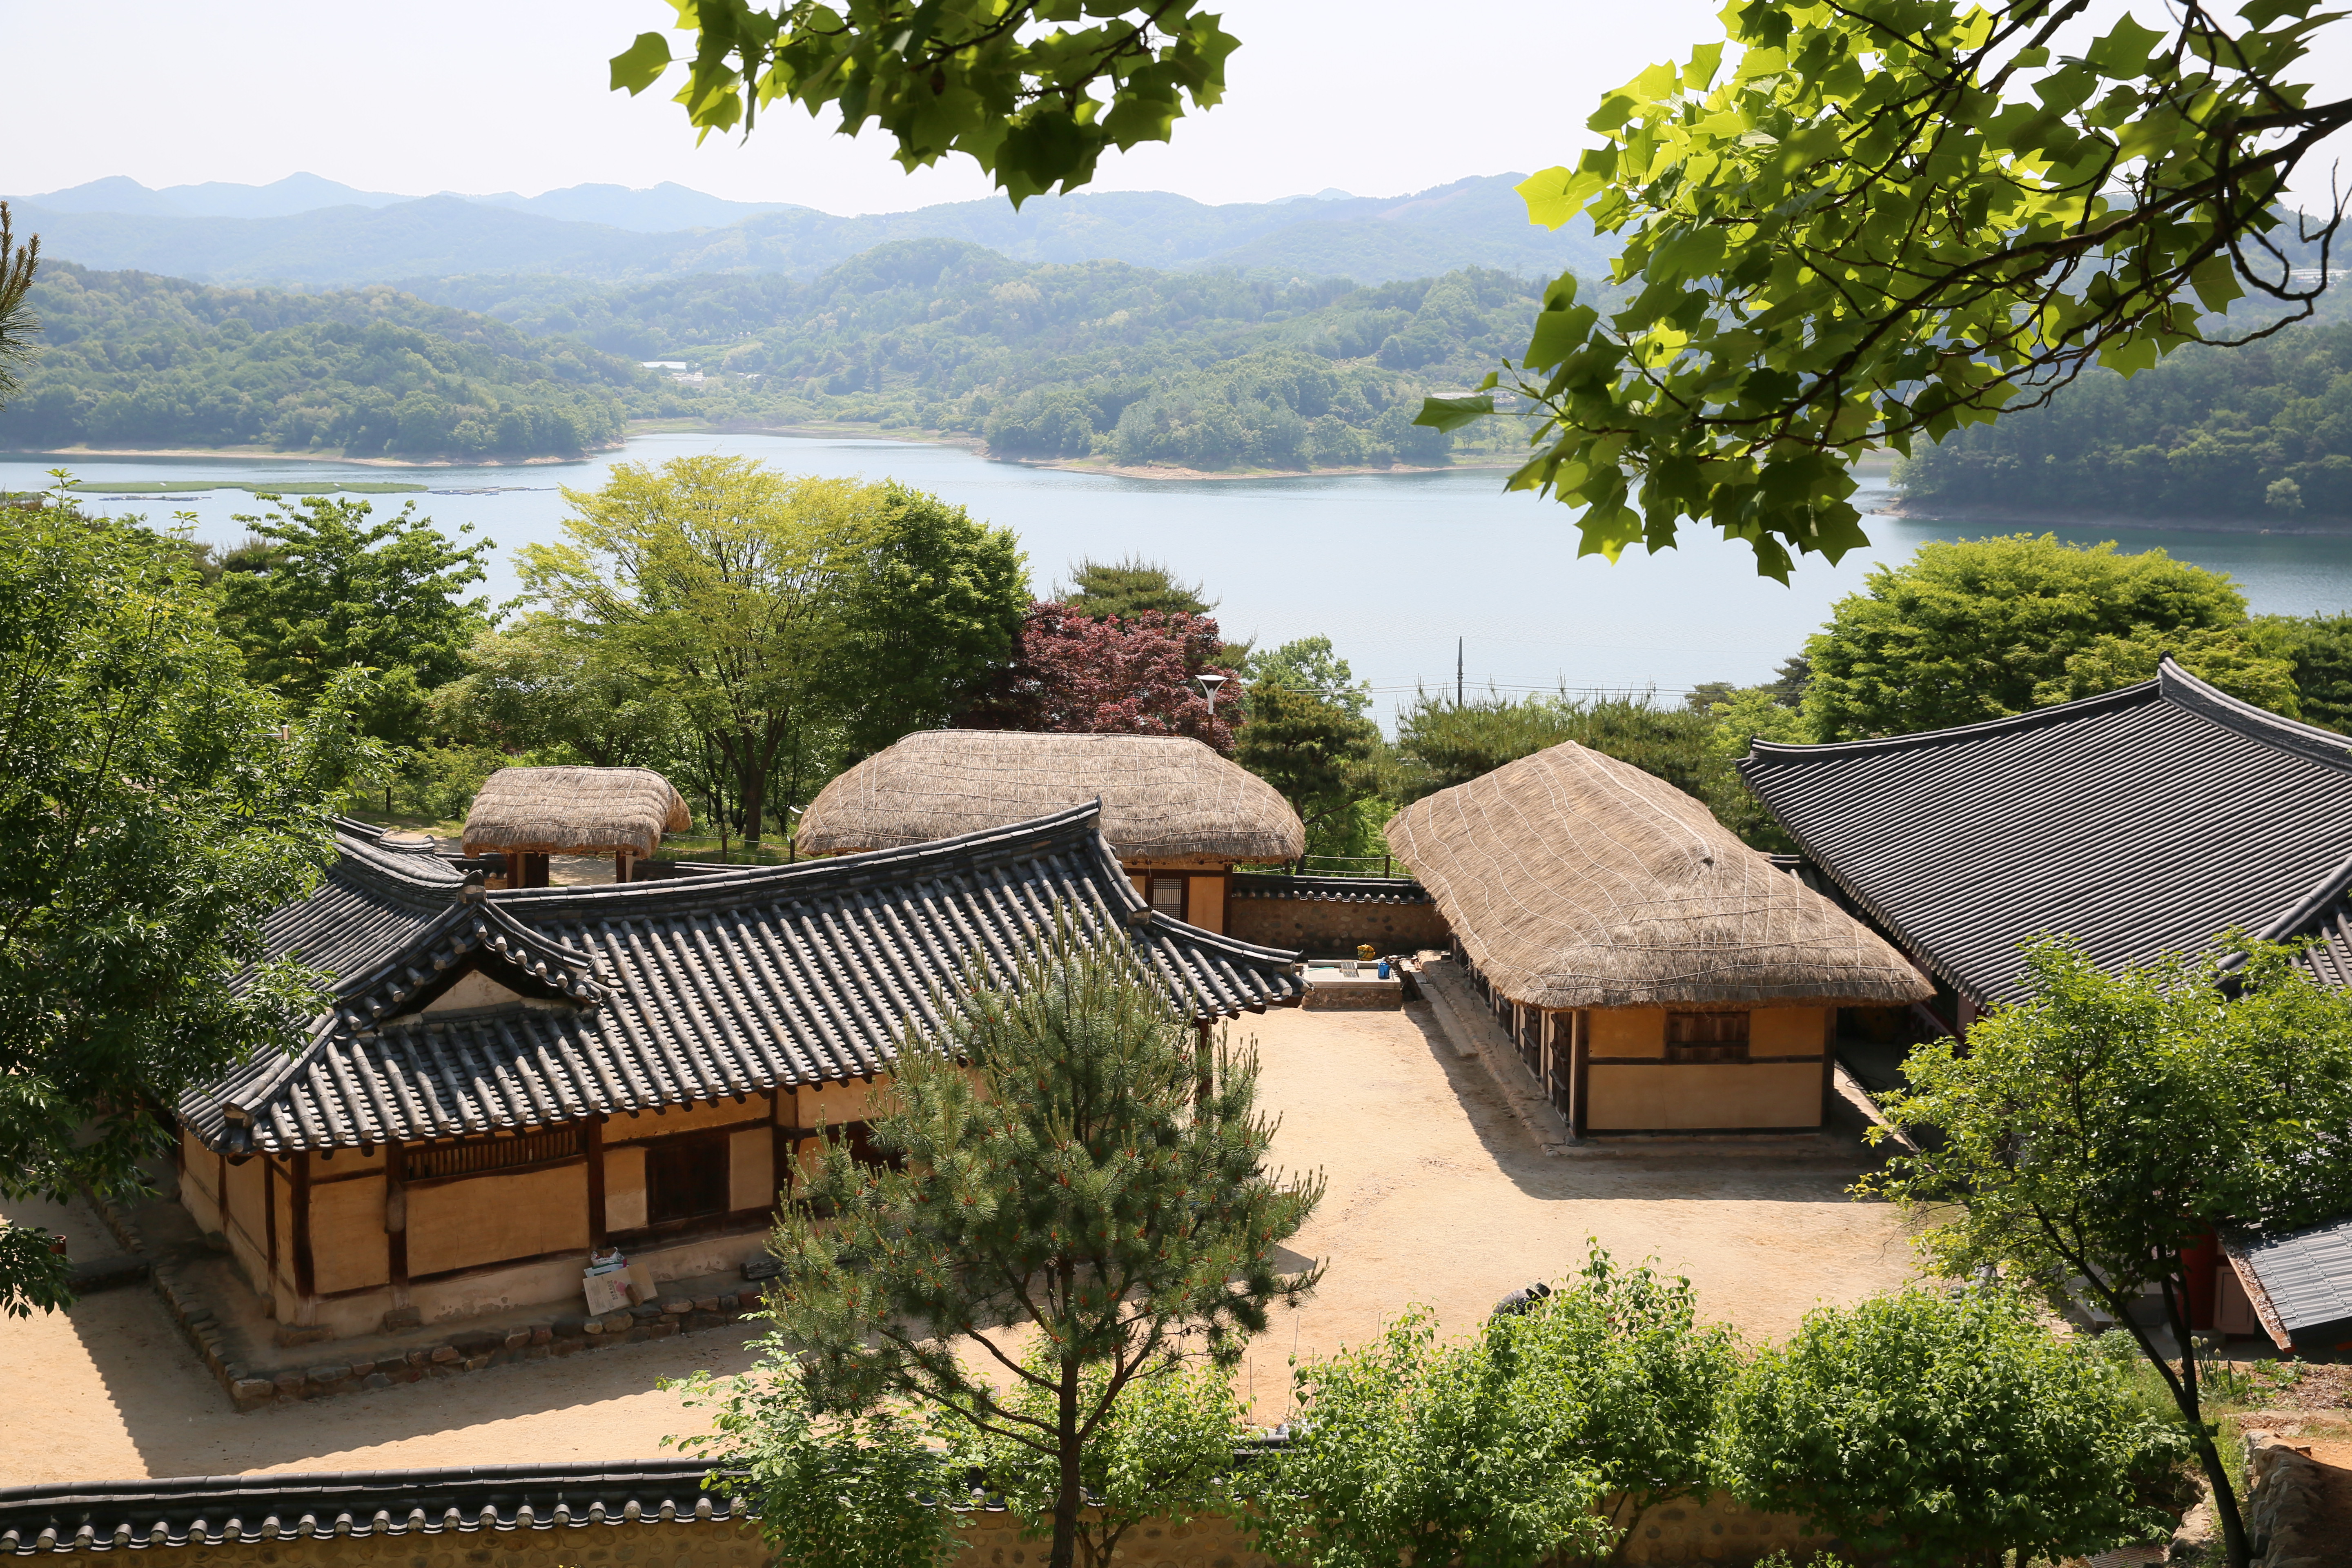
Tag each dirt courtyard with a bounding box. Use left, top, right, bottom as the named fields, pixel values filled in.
left=0, top=1001, right=1923, bottom=1484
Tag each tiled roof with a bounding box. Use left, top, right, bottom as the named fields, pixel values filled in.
left=0, top=1462, right=751, bottom=1553
left=1739, top=661, right=2352, bottom=1008
left=2228, top=1216, right=2352, bottom=1352
left=1229, top=874, right=1432, bottom=905
left=187, top=804, right=1305, bottom=1154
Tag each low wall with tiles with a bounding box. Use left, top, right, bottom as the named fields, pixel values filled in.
left=1225, top=882, right=1450, bottom=959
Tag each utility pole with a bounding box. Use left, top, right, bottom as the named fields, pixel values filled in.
left=1457, top=637, right=1464, bottom=708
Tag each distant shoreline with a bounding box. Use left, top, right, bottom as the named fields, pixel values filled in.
left=5, top=425, right=1524, bottom=483
left=1881, top=497, right=2352, bottom=538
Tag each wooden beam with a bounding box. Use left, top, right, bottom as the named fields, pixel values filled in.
left=1820, top=1008, right=1839, bottom=1128
left=587, top=1116, right=608, bottom=1247
left=385, top=1140, right=409, bottom=1289
left=290, top=1152, right=315, bottom=1301
left=1570, top=1010, right=1590, bottom=1142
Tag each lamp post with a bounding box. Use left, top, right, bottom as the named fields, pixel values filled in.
left=1196, top=671, right=1228, bottom=716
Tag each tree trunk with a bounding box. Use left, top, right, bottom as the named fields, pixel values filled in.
left=737, top=741, right=766, bottom=851
left=2163, top=1266, right=2254, bottom=1568
left=1051, top=1353, right=1082, bottom=1568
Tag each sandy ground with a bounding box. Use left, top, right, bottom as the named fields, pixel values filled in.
left=0, top=1002, right=1922, bottom=1485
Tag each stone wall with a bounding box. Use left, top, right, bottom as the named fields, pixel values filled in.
left=113, top=1495, right=1825, bottom=1568
left=1226, top=886, right=1450, bottom=959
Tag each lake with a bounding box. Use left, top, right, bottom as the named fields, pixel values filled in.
left=11, top=431, right=2352, bottom=729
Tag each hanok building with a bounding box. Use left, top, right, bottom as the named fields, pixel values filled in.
left=176, top=800, right=1303, bottom=1342
left=1385, top=740, right=1931, bottom=1136
left=795, top=731, right=1306, bottom=937
left=1738, top=659, right=2352, bottom=1030
left=461, top=766, right=692, bottom=888
left=1740, top=659, right=2352, bottom=1345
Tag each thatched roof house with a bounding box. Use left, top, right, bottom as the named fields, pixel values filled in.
left=797, top=731, right=1305, bottom=934
left=461, top=767, right=691, bottom=884
left=1387, top=741, right=1929, bottom=1136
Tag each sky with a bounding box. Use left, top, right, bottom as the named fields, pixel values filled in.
left=12, top=0, right=2344, bottom=218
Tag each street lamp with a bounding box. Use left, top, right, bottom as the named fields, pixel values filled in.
left=1195, top=671, right=1228, bottom=715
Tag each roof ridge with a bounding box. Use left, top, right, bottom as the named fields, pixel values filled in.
left=1744, top=677, right=2160, bottom=766
left=2160, top=658, right=2352, bottom=772
left=329, top=831, right=466, bottom=906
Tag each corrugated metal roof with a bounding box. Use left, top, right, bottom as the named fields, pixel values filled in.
left=2233, top=1215, right=2352, bottom=1350
left=1739, top=661, right=2352, bottom=1007
left=187, top=803, right=1304, bottom=1154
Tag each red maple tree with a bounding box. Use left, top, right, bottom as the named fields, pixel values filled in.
left=960, top=601, right=1235, bottom=751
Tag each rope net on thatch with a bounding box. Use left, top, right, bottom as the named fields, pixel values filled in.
left=1385, top=741, right=1932, bottom=1011
left=797, top=731, right=1305, bottom=863
left=460, top=766, right=693, bottom=859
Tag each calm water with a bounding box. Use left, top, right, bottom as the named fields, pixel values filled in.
left=11, top=433, right=2352, bottom=729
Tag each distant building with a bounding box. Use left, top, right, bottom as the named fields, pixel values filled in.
left=1385, top=740, right=1930, bottom=1136
left=797, top=731, right=1306, bottom=936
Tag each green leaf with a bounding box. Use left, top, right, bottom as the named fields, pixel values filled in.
left=610, top=31, right=673, bottom=94
left=1414, top=394, right=1494, bottom=432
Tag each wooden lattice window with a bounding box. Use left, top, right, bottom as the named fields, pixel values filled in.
left=1665, top=1011, right=1750, bottom=1065
left=406, top=1125, right=584, bottom=1180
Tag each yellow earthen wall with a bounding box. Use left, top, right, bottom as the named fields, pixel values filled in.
left=310, top=1173, right=390, bottom=1294
left=604, top=1144, right=648, bottom=1233
left=1586, top=1063, right=1823, bottom=1130
left=221, top=1155, right=269, bottom=1294
left=1186, top=875, right=1226, bottom=934
left=314, top=1144, right=386, bottom=1173
left=1589, top=1007, right=1666, bottom=1056
left=178, top=1129, right=221, bottom=1234
left=729, top=1128, right=774, bottom=1212
left=406, top=1163, right=588, bottom=1278
left=1750, top=1007, right=1827, bottom=1052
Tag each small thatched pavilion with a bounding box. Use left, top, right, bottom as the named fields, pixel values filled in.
left=461, top=766, right=692, bottom=887
left=1386, top=741, right=1930, bottom=1135
left=796, top=731, right=1304, bottom=934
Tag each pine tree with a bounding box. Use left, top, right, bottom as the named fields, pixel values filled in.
left=766, top=923, right=1323, bottom=1568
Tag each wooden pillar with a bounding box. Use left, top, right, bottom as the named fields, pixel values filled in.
left=1570, top=1010, right=1590, bottom=1141
left=769, top=1089, right=791, bottom=1201
left=1820, top=1008, right=1840, bottom=1127
left=615, top=850, right=633, bottom=885
left=290, top=1151, right=316, bottom=1303
left=587, top=1116, right=608, bottom=1246
left=263, top=1157, right=278, bottom=1286
left=385, top=1140, right=409, bottom=1290
left=1194, top=1018, right=1215, bottom=1116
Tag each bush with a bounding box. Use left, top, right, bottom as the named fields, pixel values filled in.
left=1722, top=1287, right=2187, bottom=1568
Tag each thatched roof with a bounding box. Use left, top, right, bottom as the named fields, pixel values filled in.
left=461, top=767, right=691, bottom=859
left=1385, top=742, right=1931, bottom=1010
left=797, top=731, right=1305, bottom=864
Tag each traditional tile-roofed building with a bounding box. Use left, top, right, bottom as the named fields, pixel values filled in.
left=1739, top=659, right=2352, bottom=1017
left=176, top=802, right=1303, bottom=1341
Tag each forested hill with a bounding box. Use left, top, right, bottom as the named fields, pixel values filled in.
left=421, top=240, right=1553, bottom=470
left=0, top=263, right=640, bottom=458
left=1897, top=321, right=2352, bottom=523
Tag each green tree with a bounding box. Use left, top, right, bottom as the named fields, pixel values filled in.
left=1417, top=1, right=2352, bottom=577
left=0, top=489, right=379, bottom=1315
left=1860, top=936, right=2352, bottom=1568
left=610, top=2, right=1240, bottom=205
left=766, top=926, right=1323, bottom=1568
left=2253, top=612, right=2352, bottom=732
left=1060, top=556, right=1213, bottom=620
left=1251, top=1248, right=1737, bottom=1568
left=955, top=1350, right=1250, bottom=1568
left=523, top=455, right=882, bottom=847
left=1724, top=1287, right=2185, bottom=1568
left=1244, top=635, right=1371, bottom=717
left=0, top=205, right=36, bottom=407
left=668, top=1365, right=962, bottom=1568
left=218, top=496, right=494, bottom=746
left=437, top=612, right=686, bottom=768
left=833, top=483, right=1029, bottom=759
left=1234, top=683, right=1378, bottom=854
left=2030, top=625, right=2301, bottom=714
left=1802, top=535, right=2260, bottom=740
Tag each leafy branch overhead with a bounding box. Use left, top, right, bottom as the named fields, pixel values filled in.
left=1419, top=0, right=2349, bottom=579
left=610, top=1, right=1240, bottom=204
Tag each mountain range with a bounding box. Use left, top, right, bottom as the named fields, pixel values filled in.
left=3, top=174, right=1611, bottom=288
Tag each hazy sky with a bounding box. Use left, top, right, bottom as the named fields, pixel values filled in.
left=7, top=1, right=2349, bottom=214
